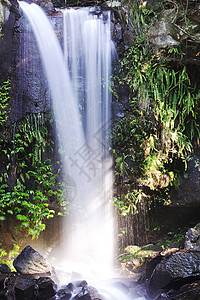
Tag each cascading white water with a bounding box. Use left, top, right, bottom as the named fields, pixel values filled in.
left=19, top=1, right=114, bottom=277
left=62, top=7, right=115, bottom=278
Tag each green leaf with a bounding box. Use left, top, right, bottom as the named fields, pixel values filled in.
left=16, top=215, right=28, bottom=221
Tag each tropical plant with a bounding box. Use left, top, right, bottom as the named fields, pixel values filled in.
left=112, top=0, right=200, bottom=214
left=0, top=79, right=10, bottom=126
left=0, top=111, right=67, bottom=239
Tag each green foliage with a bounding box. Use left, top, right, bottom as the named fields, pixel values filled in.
left=113, top=189, right=145, bottom=216
left=112, top=1, right=200, bottom=213
left=0, top=166, right=57, bottom=239
left=0, top=79, right=10, bottom=126
left=118, top=230, right=185, bottom=262
left=115, top=48, right=199, bottom=190
left=118, top=245, right=154, bottom=263
left=0, top=243, right=20, bottom=271
left=0, top=113, right=67, bottom=239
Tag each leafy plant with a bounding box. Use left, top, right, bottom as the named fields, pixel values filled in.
left=0, top=79, right=10, bottom=126
left=0, top=180, right=55, bottom=239
left=112, top=0, right=200, bottom=215
left=0, top=112, right=67, bottom=239
left=113, top=189, right=145, bottom=216
left=0, top=243, right=20, bottom=271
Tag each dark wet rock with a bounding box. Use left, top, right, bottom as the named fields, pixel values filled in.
left=156, top=280, right=200, bottom=299
left=164, top=251, right=200, bottom=278
left=67, top=282, right=75, bottom=292
left=87, top=286, right=98, bottom=298
left=73, top=292, right=92, bottom=300
left=52, top=0, right=105, bottom=8
left=113, top=22, right=122, bottom=42
left=15, top=275, right=35, bottom=300
left=0, top=272, right=58, bottom=300
left=0, top=273, right=17, bottom=299
left=57, top=288, right=72, bottom=300
left=144, top=249, right=200, bottom=298
left=0, top=273, right=8, bottom=292
left=0, top=0, right=19, bottom=82
left=0, top=260, right=147, bottom=300
left=35, top=277, right=57, bottom=300
left=0, top=264, right=11, bottom=274
left=13, top=245, right=51, bottom=274
left=150, top=250, right=200, bottom=285
left=111, top=7, right=135, bottom=57
left=12, top=11, right=52, bottom=121
left=185, top=223, right=200, bottom=251
left=75, top=280, right=88, bottom=288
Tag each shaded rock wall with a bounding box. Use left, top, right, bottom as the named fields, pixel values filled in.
left=0, top=0, right=19, bottom=82
left=11, top=14, right=51, bottom=120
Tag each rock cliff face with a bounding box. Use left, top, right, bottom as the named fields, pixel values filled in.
left=0, top=0, right=59, bottom=121
left=0, top=0, right=19, bottom=82
left=11, top=5, right=52, bottom=121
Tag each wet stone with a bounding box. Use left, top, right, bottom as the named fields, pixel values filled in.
left=0, top=274, right=8, bottom=292
left=13, top=245, right=51, bottom=274
left=73, top=293, right=92, bottom=300
left=185, top=223, right=200, bottom=251
left=15, top=275, right=35, bottom=300
left=0, top=264, right=11, bottom=274
left=35, top=276, right=57, bottom=300
left=67, top=282, right=75, bottom=292
left=57, top=288, right=72, bottom=300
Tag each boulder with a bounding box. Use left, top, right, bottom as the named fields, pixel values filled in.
left=13, top=245, right=51, bottom=274
left=35, top=277, right=57, bottom=300
left=185, top=223, right=200, bottom=251
left=145, top=249, right=200, bottom=298
left=0, top=273, right=17, bottom=299
left=15, top=275, right=35, bottom=300
left=156, top=280, right=200, bottom=300
left=57, top=288, right=72, bottom=300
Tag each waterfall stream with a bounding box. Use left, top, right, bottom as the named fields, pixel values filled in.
left=19, top=0, right=114, bottom=275
left=18, top=2, right=146, bottom=299
left=61, top=7, right=115, bottom=278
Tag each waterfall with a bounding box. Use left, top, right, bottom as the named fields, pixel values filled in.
left=62, top=7, right=114, bottom=279
left=18, top=2, right=115, bottom=280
